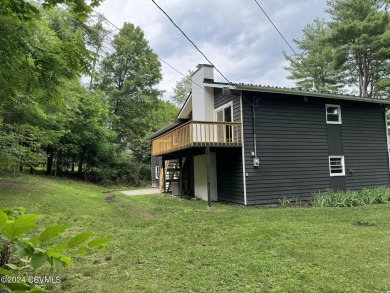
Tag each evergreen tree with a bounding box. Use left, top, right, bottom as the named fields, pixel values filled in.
left=284, top=0, right=390, bottom=97
left=326, top=0, right=390, bottom=97
left=283, top=19, right=344, bottom=92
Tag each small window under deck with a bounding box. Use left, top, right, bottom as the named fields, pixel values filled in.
left=329, top=156, right=345, bottom=176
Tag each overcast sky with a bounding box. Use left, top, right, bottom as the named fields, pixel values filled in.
left=96, top=0, right=329, bottom=99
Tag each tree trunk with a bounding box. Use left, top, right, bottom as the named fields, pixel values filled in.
left=71, top=157, right=75, bottom=173
left=78, top=148, right=86, bottom=175
left=78, top=159, right=83, bottom=174
left=46, top=148, right=54, bottom=175
left=56, top=150, right=62, bottom=175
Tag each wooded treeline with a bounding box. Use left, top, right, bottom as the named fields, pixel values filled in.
left=0, top=1, right=178, bottom=184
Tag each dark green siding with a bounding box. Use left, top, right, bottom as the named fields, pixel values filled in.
left=327, top=123, right=346, bottom=191
left=214, top=89, right=241, bottom=122
left=243, top=93, right=331, bottom=205
left=342, top=102, right=390, bottom=189
left=214, top=90, right=245, bottom=204
left=242, top=92, right=390, bottom=205
left=216, top=148, right=245, bottom=204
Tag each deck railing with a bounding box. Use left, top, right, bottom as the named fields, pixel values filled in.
left=152, top=121, right=242, bottom=156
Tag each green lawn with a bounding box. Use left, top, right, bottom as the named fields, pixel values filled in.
left=1, top=175, right=390, bottom=292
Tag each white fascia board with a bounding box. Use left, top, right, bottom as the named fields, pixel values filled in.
left=178, top=95, right=192, bottom=119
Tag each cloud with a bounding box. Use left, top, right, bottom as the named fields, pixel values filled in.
left=96, top=0, right=329, bottom=99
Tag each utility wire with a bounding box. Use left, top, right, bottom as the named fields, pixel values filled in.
left=253, top=0, right=298, bottom=55
left=92, top=9, right=207, bottom=92
left=156, top=57, right=207, bottom=91
left=150, top=0, right=233, bottom=85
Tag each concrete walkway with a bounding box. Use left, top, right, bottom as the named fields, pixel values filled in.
left=121, top=188, right=161, bottom=196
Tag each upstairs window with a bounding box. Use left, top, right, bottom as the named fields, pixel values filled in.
left=329, top=156, right=345, bottom=176
left=326, top=104, right=341, bottom=124
left=215, top=102, right=233, bottom=143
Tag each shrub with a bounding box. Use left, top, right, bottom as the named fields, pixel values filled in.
left=84, top=153, right=150, bottom=186
left=313, top=187, right=390, bottom=207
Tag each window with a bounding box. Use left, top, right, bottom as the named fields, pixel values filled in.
left=215, top=102, right=233, bottom=142
left=329, top=156, right=345, bottom=176
left=215, top=103, right=232, bottom=122
left=326, top=104, right=341, bottom=124
left=155, top=166, right=160, bottom=179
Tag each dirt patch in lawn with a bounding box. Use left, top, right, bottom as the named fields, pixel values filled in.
left=117, top=200, right=154, bottom=220
left=103, top=192, right=116, bottom=203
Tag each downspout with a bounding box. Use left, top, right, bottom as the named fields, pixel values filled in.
left=244, top=96, right=260, bottom=166
left=385, top=106, right=390, bottom=172
left=252, top=99, right=258, bottom=160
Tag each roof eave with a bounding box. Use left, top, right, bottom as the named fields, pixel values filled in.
left=235, top=84, right=390, bottom=105
left=178, top=94, right=192, bottom=119
left=147, top=121, right=180, bottom=140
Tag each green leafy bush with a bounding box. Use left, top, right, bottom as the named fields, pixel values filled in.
left=84, top=153, right=150, bottom=186
left=312, top=188, right=390, bottom=207
left=0, top=207, right=110, bottom=292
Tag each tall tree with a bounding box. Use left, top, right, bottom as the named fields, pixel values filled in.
left=284, top=0, right=390, bottom=97
left=98, top=22, right=162, bottom=152
left=132, top=99, right=178, bottom=163
left=170, top=70, right=193, bottom=107
left=283, top=19, right=344, bottom=92
left=0, top=6, right=90, bottom=173
left=326, top=0, right=390, bottom=97
left=0, top=2, right=112, bottom=175
left=82, top=14, right=113, bottom=90
left=0, top=0, right=102, bottom=21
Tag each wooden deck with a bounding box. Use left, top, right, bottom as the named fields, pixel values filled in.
left=152, top=121, right=242, bottom=156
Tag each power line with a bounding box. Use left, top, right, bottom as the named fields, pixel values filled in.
left=156, top=57, right=206, bottom=91
left=93, top=10, right=119, bottom=32
left=92, top=9, right=206, bottom=92
left=150, top=0, right=234, bottom=85
left=252, top=0, right=298, bottom=55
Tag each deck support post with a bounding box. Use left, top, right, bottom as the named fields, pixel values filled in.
left=179, top=157, right=183, bottom=199
left=205, top=146, right=212, bottom=208
left=162, top=158, right=166, bottom=193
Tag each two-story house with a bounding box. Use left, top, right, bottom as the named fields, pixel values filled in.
left=149, top=64, right=390, bottom=206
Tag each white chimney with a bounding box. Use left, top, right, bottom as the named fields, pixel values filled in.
left=191, top=64, right=215, bottom=121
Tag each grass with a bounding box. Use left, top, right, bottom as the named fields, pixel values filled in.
left=1, top=174, right=390, bottom=292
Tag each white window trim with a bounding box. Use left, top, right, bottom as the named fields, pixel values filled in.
left=214, top=101, right=233, bottom=122
left=155, top=166, right=160, bottom=180
left=326, top=104, right=342, bottom=124
left=329, top=156, right=345, bottom=177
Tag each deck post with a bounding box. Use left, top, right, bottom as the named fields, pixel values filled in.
left=162, top=158, right=166, bottom=193
left=179, top=157, right=183, bottom=199
left=205, top=146, right=211, bottom=208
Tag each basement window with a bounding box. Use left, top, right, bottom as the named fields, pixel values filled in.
left=326, top=104, right=342, bottom=124
left=329, top=156, right=345, bottom=176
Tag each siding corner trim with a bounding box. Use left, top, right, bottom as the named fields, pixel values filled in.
left=240, top=93, right=247, bottom=205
